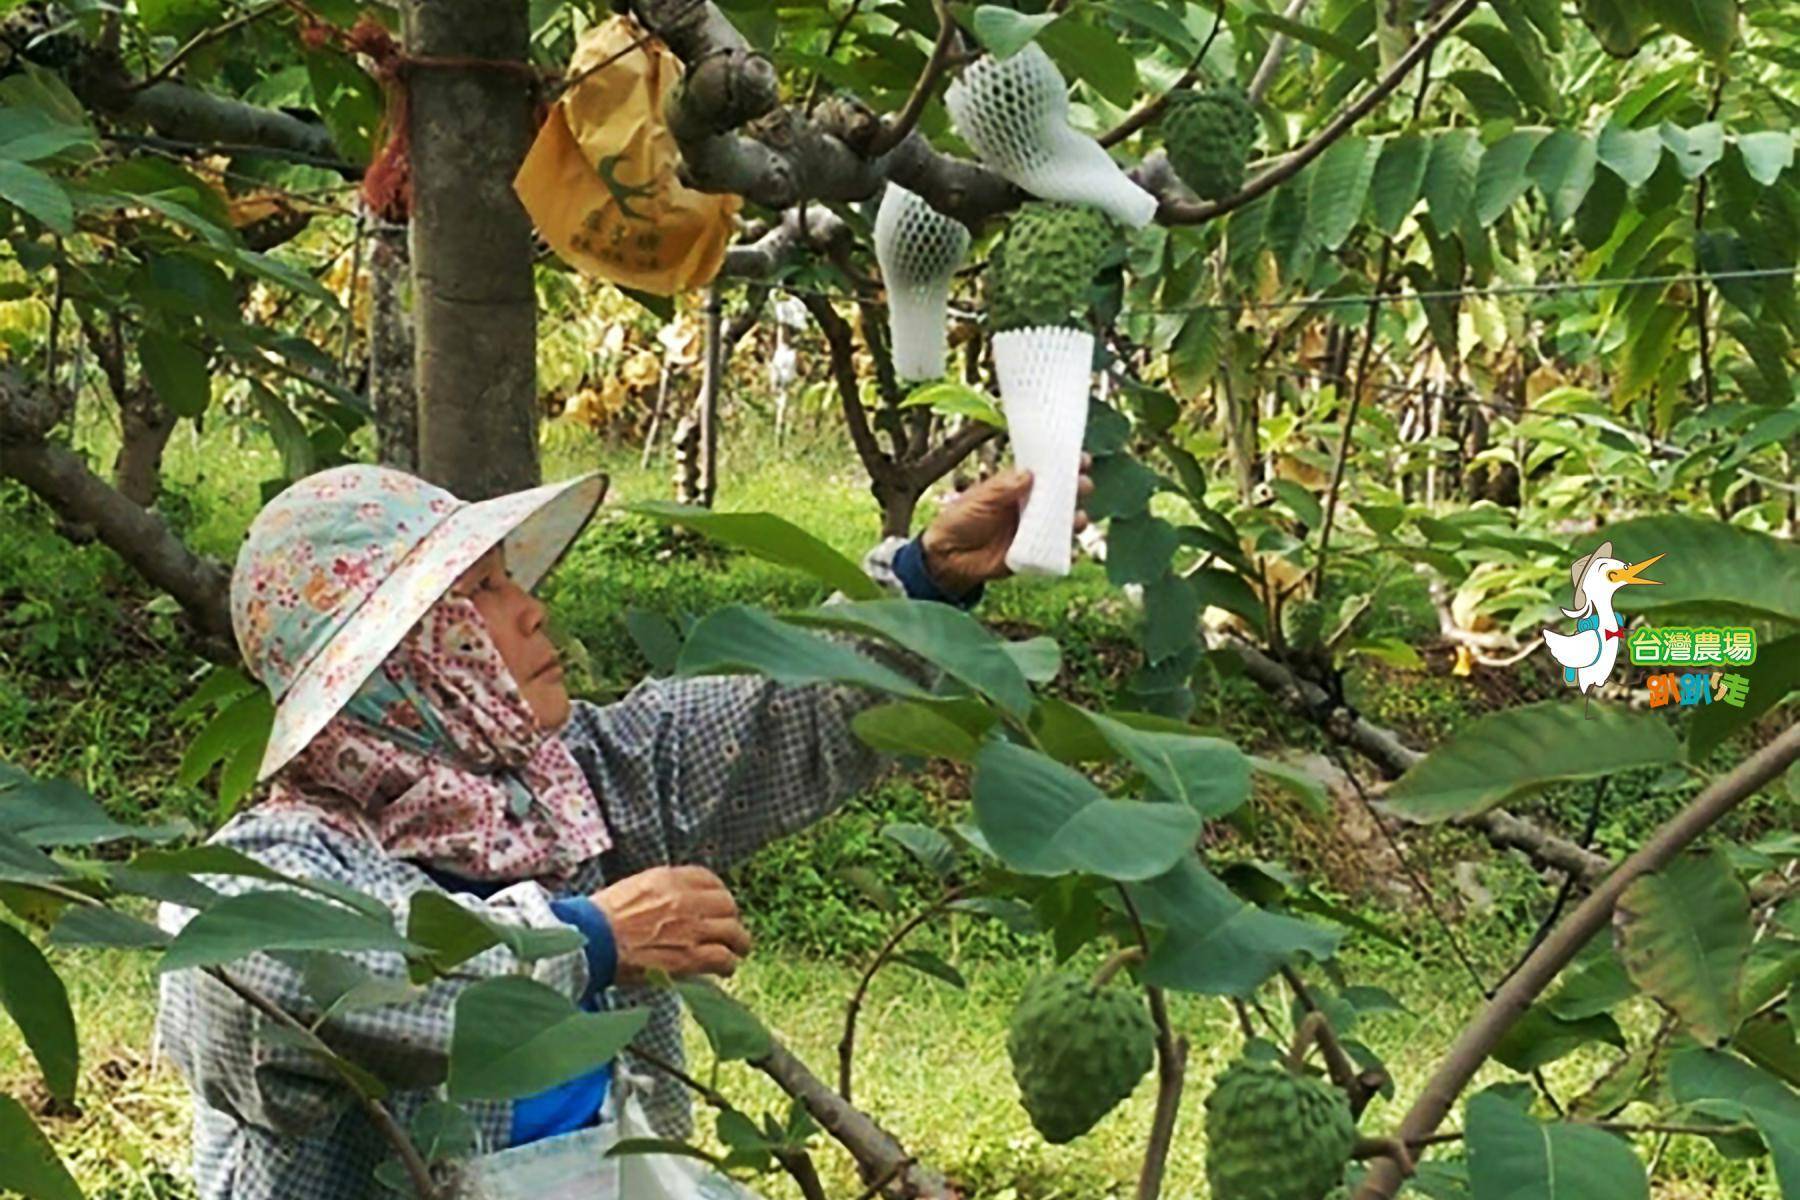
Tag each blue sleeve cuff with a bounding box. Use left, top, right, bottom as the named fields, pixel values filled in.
left=549, top=896, right=617, bottom=1000
left=894, top=537, right=984, bottom=609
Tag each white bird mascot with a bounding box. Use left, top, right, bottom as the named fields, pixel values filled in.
left=1540, top=540, right=1663, bottom=717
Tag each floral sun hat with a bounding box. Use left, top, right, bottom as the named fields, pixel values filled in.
left=231, top=464, right=608, bottom=782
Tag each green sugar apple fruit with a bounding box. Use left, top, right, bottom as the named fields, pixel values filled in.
left=1204, top=1058, right=1357, bottom=1200
left=986, top=201, right=1119, bottom=333
left=1005, top=970, right=1155, bottom=1143
left=1161, top=88, right=1258, bottom=200
left=1282, top=597, right=1327, bottom=652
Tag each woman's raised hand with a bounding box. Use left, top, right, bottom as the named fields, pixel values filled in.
left=592, top=864, right=752, bottom=982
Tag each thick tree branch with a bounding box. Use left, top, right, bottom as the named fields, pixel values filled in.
left=1352, top=722, right=1800, bottom=1200
left=752, top=1034, right=959, bottom=1199
left=865, top=0, right=958, bottom=157
left=2, top=368, right=235, bottom=655
left=1219, top=632, right=1615, bottom=885
left=1156, top=0, right=1479, bottom=225
left=75, top=48, right=343, bottom=164
left=798, top=291, right=895, bottom=485
left=720, top=206, right=852, bottom=279
left=631, top=0, right=1018, bottom=226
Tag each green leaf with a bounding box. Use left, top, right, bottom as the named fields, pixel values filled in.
left=623, top=609, right=681, bottom=675
left=1306, top=135, right=1378, bottom=252
left=789, top=599, right=1033, bottom=717
left=300, top=954, right=418, bottom=1016
left=1369, top=134, right=1430, bottom=235
left=889, top=948, right=966, bottom=989
left=851, top=701, right=983, bottom=761
left=606, top=1137, right=727, bottom=1168
left=1493, top=1004, right=1625, bottom=1072
left=1140, top=572, right=1199, bottom=665
left=1106, top=514, right=1179, bottom=587
left=48, top=907, right=170, bottom=949
left=0, top=831, right=69, bottom=885
left=1457, top=23, right=1555, bottom=114
left=177, top=687, right=273, bottom=794
left=1001, top=636, right=1062, bottom=683
left=1245, top=11, right=1376, bottom=80
left=1085, top=453, right=1163, bottom=521
left=629, top=504, right=883, bottom=600
left=1597, top=122, right=1665, bottom=189
left=1382, top=700, right=1683, bottom=821
left=1085, top=711, right=1251, bottom=817
left=1668, top=1049, right=1800, bottom=1194
left=1548, top=933, right=1637, bottom=1020
left=0, top=109, right=92, bottom=164
left=1660, top=121, right=1726, bottom=180
left=0, top=775, right=185, bottom=846
left=971, top=741, right=1200, bottom=882
left=159, top=891, right=417, bottom=974
left=1037, top=13, right=1140, bottom=109
left=137, top=330, right=211, bottom=419
left=0, top=1093, right=83, bottom=1200
left=1474, top=129, right=1548, bottom=224
left=881, top=822, right=959, bottom=878
left=1641, top=0, right=1738, bottom=58
left=970, top=5, right=1057, bottom=57
left=1529, top=129, right=1598, bottom=225
left=0, top=924, right=76, bottom=1102
left=1579, top=0, right=1654, bottom=55
left=1616, top=849, right=1751, bottom=1045
left=676, top=606, right=931, bottom=700
left=899, top=381, right=1006, bottom=428
left=1688, top=632, right=1797, bottom=762
left=1465, top=1090, right=1649, bottom=1200
left=1168, top=310, right=1220, bottom=395
left=0, top=161, right=71, bottom=233
left=1738, top=131, right=1795, bottom=187
left=405, top=891, right=582, bottom=983
left=139, top=0, right=224, bottom=39
left=411, top=1100, right=476, bottom=1162
left=674, top=979, right=772, bottom=1062
left=448, top=976, right=647, bottom=1101
left=1128, top=856, right=1340, bottom=997
left=1423, top=130, right=1483, bottom=233
left=1602, top=514, right=1800, bottom=624
left=1269, top=479, right=1323, bottom=529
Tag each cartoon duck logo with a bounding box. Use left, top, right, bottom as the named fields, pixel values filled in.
left=1541, top=540, right=1663, bottom=717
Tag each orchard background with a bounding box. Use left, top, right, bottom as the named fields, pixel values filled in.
left=0, top=1, right=1796, bottom=1198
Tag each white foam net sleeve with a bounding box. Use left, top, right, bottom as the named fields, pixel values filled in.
left=874, top=183, right=972, bottom=382
left=994, top=326, right=1094, bottom=577
left=946, top=43, right=1158, bottom=229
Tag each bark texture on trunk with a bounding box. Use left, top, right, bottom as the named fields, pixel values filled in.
left=403, top=0, right=539, bottom=499
left=368, top=220, right=419, bottom=472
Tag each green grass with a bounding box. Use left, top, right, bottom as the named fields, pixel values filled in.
left=0, top=404, right=1787, bottom=1199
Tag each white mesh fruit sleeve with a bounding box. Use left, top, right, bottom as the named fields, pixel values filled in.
left=946, top=43, right=1158, bottom=229
left=874, top=183, right=972, bottom=382
left=994, top=326, right=1094, bottom=577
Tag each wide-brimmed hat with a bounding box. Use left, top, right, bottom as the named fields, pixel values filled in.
left=230, top=464, right=608, bottom=782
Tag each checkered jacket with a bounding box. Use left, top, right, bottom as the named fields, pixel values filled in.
left=156, top=540, right=922, bottom=1200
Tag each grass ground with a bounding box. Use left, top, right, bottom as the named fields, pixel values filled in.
left=0, top=402, right=1784, bottom=1198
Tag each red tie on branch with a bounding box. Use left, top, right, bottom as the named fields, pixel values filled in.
left=298, top=11, right=549, bottom=224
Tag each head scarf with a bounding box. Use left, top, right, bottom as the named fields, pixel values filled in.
left=262, top=592, right=611, bottom=887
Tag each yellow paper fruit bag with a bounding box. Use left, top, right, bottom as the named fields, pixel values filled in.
left=514, top=17, right=741, bottom=295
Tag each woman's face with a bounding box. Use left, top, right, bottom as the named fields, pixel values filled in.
left=452, top=546, right=570, bottom=731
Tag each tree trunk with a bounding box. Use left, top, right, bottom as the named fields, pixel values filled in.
left=113, top=385, right=178, bottom=507
left=403, top=0, right=538, bottom=499
left=368, top=219, right=419, bottom=472
left=694, top=286, right=723, bottom=508
left=878, top=482, right=922, bottom=539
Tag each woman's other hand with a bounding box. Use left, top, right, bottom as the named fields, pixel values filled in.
left=919, top=457, right=1095, bottom=597
left=593, top=865, right=751, bottom=982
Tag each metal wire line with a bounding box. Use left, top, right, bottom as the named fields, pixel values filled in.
left=755, top=264, right=1800, bottom=317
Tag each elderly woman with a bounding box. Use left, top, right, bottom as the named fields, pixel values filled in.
left=155, top=459, right=1087, bottom=1199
